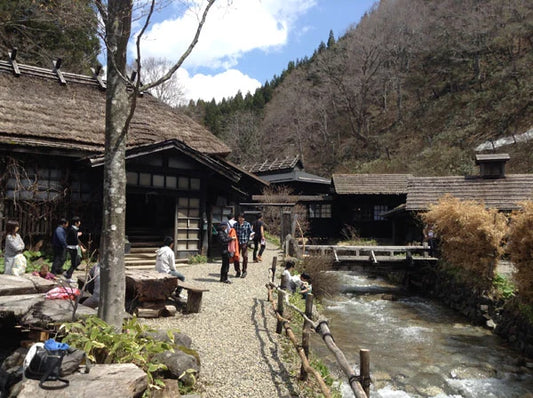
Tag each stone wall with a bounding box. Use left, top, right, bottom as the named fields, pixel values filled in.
left=403, top=262, right=533, bottom=358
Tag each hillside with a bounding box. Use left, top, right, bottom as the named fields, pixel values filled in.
left=189, top=0, right=533, bottom=177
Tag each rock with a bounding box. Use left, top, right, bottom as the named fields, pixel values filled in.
left=0, top=274, right=55, bottom=296
left=17, top=363, right=147, bottom=398
left=21, top=299, right=96, bottom=327
left=142, top=330, right=192, bottom=349
left=153, top=350, right=199, bottom=386
left=151, top=378, right=181, bottom=398
left=0, top=347, right=27, bottom=371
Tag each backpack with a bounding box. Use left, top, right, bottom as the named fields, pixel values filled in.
left=23, top=343, right=69, bottom=389
left=23, top=340, right=90, bottom=390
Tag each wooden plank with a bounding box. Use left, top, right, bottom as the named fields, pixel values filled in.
left=177, top=280, right=209, bottom=293
left=370, top=250, right=378, bottom=264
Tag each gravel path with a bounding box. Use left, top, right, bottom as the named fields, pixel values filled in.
left=142, top=246, right=299, bottom=398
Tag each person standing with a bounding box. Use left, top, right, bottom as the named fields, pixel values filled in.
left=64, top=216, right=83, bottom=281
left=252, top=214, right=266, bottom=262
left=3, top=220, right=25, bottom=275
left=155, top=236, right=185, bottom=297
left=51, top=218, right=68, bottom=275
left=234, top=213, right=253, bottom=278
left=216, top=222, right=235, bottom=284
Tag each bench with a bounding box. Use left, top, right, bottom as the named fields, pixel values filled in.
left=178, top=281, right=209, bottom=314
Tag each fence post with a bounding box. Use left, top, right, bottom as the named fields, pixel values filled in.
left=360, top=349, right=371, bottom=397
left=423, top=241, right=429, bottom=257
left=271, top=256, right=277, bottom=283
left=276, top=292, right=284, bottom=334
left=300, top=293, right=314, bottom=380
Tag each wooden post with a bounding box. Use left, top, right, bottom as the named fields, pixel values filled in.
left=300, top=293, right=314, bottom=380
left=271, top=256, right=277, bottom=283
left=423, top=241, right=429, bottom=257
left=360, top=349, right=371, bottom=397
left=276, top=292, right=284, bottom=334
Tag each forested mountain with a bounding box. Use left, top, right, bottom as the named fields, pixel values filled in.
left=186, top=0, right=533, bottom=176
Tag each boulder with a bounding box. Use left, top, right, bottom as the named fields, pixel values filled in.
left=0, top=274, right=55, bottom=296
left=17, top=363, right=147, bottom=398
left=143, top=330, right=192, bottom=349
left=152, top=350, right=199, bottom=386
left=21, top=299, right=96, bottom=327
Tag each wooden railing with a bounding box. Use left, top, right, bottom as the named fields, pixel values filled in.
left=266, top=257, right=370, bottom=397
left=301, top=244, right=436, bottom=263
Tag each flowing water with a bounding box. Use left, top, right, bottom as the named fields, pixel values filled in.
left=311, top=272, right=533, bottom=398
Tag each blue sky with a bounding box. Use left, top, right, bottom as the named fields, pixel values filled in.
left=134, top=0, right=376, bottom=103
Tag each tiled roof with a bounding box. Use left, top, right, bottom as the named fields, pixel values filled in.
left=406, top=175, right=533, bottom=211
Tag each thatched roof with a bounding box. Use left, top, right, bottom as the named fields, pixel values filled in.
left=406, top=175, right=533, bottom=211
left=0, top=60, right=230, bottom=156
left=332, top=174, right=411, bottom=195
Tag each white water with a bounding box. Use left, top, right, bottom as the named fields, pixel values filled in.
left=312, top=272, right=533, bottom=398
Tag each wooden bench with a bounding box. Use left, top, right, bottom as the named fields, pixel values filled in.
left=177, top=281, right=209, bottom=314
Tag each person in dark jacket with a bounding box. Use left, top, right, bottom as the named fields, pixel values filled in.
left=217, top=222, right=236, bottom=284
left=64, top=216, right=83, bottom=281
left=51, top=218, right=68, bottom=275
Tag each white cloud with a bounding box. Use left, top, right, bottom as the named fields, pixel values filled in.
left=136, top=0, right=316, bottom=69
left=129, top=0, right=315, bottom=102
left=176, top=68, right=261, bottom=103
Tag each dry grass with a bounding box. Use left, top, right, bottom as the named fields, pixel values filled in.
left=507, top=201, right=533, bottom=302
left=422, top=194, right=508, bottom=291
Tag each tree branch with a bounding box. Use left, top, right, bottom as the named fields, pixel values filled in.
left=140, top=0, right=216, bottom=92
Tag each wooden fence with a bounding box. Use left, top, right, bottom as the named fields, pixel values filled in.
left=266, top=257, right=370, bottom=398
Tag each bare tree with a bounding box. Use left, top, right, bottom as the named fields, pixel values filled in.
left=140, top=57, right=185, bottom=107
left=95, top=0, right=216, bottom=329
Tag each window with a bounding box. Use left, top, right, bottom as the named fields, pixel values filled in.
left=126, top=172, right=200, bottom=191
left=373, top=205, right=389, bottom=221
left=308, top=203, right=332, bottom=219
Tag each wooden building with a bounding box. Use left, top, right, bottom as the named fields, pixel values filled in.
left=0, top=57, right=266, bottom=258
left=387, top=154, right=533, bottom=243
left=331, top=174, right=411, bottom=242
left=242, top=156, right=333, bottom=238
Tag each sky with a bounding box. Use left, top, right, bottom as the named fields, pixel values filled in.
left=132, top=0, right=377, bottom=103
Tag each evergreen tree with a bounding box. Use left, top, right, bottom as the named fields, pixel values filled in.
left=327, top=29, right=336, bottom=48
left=0, top=0, right=100, bottom=73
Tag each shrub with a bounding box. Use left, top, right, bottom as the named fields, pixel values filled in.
left=295, top=255, right=339, bottom=299
left=507, top=201, right=533, bottom=303
left=422, top=194, right=508, bottom=291
left=61, top=316, right=179, bottom=392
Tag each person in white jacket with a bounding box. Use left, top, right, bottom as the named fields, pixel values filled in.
left=155, top=236, right=185, bottom=297
left=4, top=220, right=25, bottom=275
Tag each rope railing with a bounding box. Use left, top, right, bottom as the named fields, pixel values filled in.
left=266, top=287, right=333, bottom=397
left=265, top=271, right=370, bottom=398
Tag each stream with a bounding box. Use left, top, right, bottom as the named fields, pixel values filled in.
left=311, top=272, right=533, bottom=398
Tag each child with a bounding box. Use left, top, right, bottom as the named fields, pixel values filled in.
left=32, top=264, right=56, bottom=280
left=299, top=272, right=312, bottom=299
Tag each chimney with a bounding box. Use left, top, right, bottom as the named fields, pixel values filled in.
left=475, top=153, right=510, bottom=179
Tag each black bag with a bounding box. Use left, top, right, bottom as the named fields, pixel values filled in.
left=24, top=347, right=69, bottom=389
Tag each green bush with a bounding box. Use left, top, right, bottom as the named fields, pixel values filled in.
left=61, top=316, right=177, bottom=392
